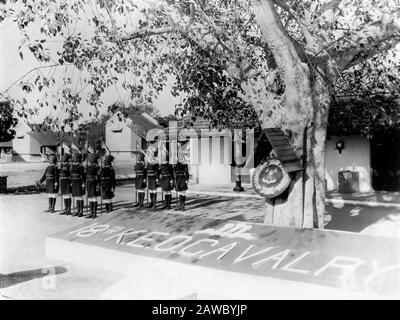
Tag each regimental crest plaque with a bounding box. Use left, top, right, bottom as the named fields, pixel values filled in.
left=252, top=158, right=291, bottom=198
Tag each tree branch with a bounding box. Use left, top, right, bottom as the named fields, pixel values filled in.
left=251, top=0, right=312, bottom=114
left=327, top=16, right=400, bottom=72
left=120, top=26, right=178, bottom=41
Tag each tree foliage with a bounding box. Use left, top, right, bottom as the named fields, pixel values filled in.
left=0, top=0, right=398, bottom=135
left=0, top=100, right=18, bottom=142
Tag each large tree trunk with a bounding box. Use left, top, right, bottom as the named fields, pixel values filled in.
left=260, top=85, right=330, bottom=229
left=245, top=0, right=332, bottom=228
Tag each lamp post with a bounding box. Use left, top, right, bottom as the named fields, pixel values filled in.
left=335, top=140, right=345, bottom=154
left=233, top=130, right=244, bottom=192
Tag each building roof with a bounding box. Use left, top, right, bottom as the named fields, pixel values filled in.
left=126, top=113, right=163, bottom=139
left=27, top=124, right=59, bottom=146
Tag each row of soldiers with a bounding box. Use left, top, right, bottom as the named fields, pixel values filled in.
left=38, top=153, right=116, bottom=219
left=38, top=151, right=190, bottom=218
left=133, top=152, right=189, bottom=211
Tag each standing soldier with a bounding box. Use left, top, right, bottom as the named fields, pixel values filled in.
left=174, top=149, right=190, bottom=211
left=86, top=153, right=100, bottom=219
left=146, top=149, right=159, bottom=210
left=159, top=151, right=174, bottom=210
left=100, top=155, right=116, bottom=213
left=71, top=153, right=86, bottom=217
left=133, top=153, right=147, bottom=208
left=37, top=154, right=59, bottom=213
left=59, top=153, right=72, bottom=215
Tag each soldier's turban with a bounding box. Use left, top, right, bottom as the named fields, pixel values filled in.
left=73, top=153, right=82, bottom=162
left=62, top=153, right=71, bottom=162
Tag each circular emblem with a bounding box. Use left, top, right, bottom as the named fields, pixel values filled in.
left=251, top=158, right=291, bottom=198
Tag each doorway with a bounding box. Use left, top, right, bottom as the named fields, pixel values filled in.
left=371, top=129, right=400, bottom=191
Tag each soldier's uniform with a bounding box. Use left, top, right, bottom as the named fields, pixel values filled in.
left=133, top=153, right=147, bottom=208
left=146, top=162, right=159, bottom=209
left=59, top=154, right=72, bottom=215
left=174, top=162, right=189, bottom=211
left=86, top=154, right=100, bottom=219
left=159, top=162, right=174, bottom=210
left=38, top=155, right=59, bottom=213
left=71, top=153, right=86, bottom=217
left=100, top=155, right=116, bottom=213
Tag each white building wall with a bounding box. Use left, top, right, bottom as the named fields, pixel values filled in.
left=325, top=135, right=372, bottom=192
left=106, top=115, right=135, bottom=162
left=12, top=122, right=41, bottom=161
left=194, top=136, right=232, bottom=185
left=29, top=133, right=41, bottom=155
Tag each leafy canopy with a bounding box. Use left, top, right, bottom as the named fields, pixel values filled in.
left=0, top=0, right=399, bottom=135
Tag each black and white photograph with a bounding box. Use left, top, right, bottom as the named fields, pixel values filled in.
left=0, top=0, right=399, bottom=302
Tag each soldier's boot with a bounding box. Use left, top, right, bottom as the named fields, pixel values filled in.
left=133, top=196, right=141, bottom=207
left=77, top=200, right=83, bottom=216
left=146, top=193, right=154, bottom=208
left=139, top=193, right=145, bottom=207
left=72, top=200, right=79, bottom=216
left=160, top=195, right=168, bottom=210
left=181, top=195, right=186, bottom=212
left=85, top=202, right=94, bottom=219
left=76, top=200, right=83, bottom=217
left=152, top=193, right=158, bottom=210
left=167, top=195, right=172, bottom=209
left=66, top=198, right=72, bottom=215
left=60, top=199, right=68, bottom=215
left=133, top=191, right=142, bottom=207
left=149, top=193, right=155, bottom=208
left=80, top=200, right=85, bottom=217
left=134, top=193, right=141, bottom=208
left=45, top=198, right=52, bottom=212
left=175, top=195, right=182, bottom=211
left=92, top=202, right=98, bottom=219
left=50, top=198, right=56, bottom=213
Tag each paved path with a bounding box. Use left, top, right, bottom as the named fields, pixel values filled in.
left=1, top=185, right=399, bottom=299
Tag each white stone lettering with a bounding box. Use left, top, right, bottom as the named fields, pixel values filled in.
left=154, top=235, right=193, bottom=252
left=73, top=224, right=110, bottom=238
left=104, top=226, right=126, bottom=235
left=252, top=249, right=293, bottom=269
left=104, top=228, right=147, bottom=244
left=126, top=231, right=170, bottom=248
left=233, top=245, right=275, bottom=264
left=314, top=256, right=365, bottom=289
left=68, top=223, right=98, bottom=235
left=179, top=239, right=220, bottom=257
left=281, top=252, right=312, bottom=274
left=198, top=241, right=239, bottom=260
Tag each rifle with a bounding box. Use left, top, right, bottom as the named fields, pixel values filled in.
left=134, top=152, right=137, bottom=204
left=85, top=129, right=89, bottom=216
left=173, top=164, right=178, bottom=208
left=71, top=158, right=75, bottom=214
left=100, top=153, right=103, bottom=215
left=59, top=131, right=63, bottom=212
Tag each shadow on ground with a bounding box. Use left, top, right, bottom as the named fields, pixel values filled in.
left=325, top=203, right=400, bottom=233
left=0, top=266, right=67, bottom=289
